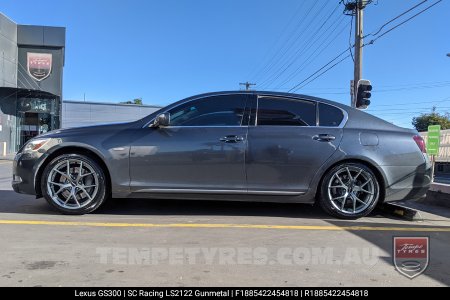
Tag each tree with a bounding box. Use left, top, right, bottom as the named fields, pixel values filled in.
left=120, top=98, right=143, bottom=105
left=412, top=109, right=450, bottom=132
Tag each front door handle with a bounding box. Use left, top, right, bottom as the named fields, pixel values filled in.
left=219, top=135, right=244, bottom=143
left=313, top=134, right=336, bottom=142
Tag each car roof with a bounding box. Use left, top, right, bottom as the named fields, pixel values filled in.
left=182, top=90, right=351, bottom=110
left=180, top=91, right=408, bottom=131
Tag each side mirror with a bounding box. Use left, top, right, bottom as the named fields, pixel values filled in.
left=152, top=113, right=170, bottom=127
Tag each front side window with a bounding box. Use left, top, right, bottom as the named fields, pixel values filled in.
left=319, top=103, right=344, bottom=127
left=168, top=95, right=247, bottom=126
left=256, top=97, right=316, bottom=126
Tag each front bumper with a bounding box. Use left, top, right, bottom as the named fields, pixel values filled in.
left=12, top=151, right=47, bottom=196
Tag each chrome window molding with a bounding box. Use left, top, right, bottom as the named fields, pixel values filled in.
left=256, top=95, right=348, bottom=129
left=142, top=92, right=251, bottom=128
left=142, top=92, right=349, bottom=129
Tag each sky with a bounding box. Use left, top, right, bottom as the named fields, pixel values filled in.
left=0, top=0, right=449, bottom=128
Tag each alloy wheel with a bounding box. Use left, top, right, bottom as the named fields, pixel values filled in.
left=327, top=166, right=376, bottom=215
left=46, top=159, right=99, bottom=209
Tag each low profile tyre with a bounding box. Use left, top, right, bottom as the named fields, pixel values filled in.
left=41, top=153, right=107, bottom=215
left=319, top=163, right=380, bottom=219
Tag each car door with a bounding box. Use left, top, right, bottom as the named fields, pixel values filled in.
left=246, top=96, right=344, bottom=195
left=129, top=94, right=250, bottom=193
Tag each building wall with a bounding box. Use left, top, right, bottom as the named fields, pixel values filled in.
left=0, top=13, right=18, bottom=154
left=16, top=25, right=65, bottom=96
left=0, top=13, right=65, bottom=154
left=62, top=101, right=161, bottom=128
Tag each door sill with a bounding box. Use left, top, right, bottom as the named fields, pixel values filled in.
left=134, top=188, right=305, bottom=196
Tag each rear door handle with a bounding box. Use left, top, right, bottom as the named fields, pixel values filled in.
left=313, top=134, right=336, bottom=142
left=219, top=135, right=244, bottom=143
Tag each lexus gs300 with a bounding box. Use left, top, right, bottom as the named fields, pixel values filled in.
left=12, top=91, right=432, bottom=218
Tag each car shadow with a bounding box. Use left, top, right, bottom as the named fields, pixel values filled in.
left=1, top=189, right=388, bottom=220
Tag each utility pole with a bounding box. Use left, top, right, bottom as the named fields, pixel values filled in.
left=353, top=1, right=363, bottom=108
left=239, top=82, right=256, bottom=91
left=344, top=0, right=369, bottom=108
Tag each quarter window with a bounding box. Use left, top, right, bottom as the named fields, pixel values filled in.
left=319, top=103, right=344, bottom=127
left=168, top=95, right=247, bottom=126
left=256, top=97, right=316, bottom=126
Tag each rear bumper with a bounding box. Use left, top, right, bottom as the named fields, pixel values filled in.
left=383, top=159, right=432, bottom=202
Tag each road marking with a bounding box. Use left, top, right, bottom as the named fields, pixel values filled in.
left=0, top=219, right=450, bottom=231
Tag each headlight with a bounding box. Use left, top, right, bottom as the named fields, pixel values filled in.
left=23, top=138, right=50, bottom=152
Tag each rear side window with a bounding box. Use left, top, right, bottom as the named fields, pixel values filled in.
left=257, top=97, right=316, bottom=126
left=169, top=94, right=247, bottom=126
left=319, top=103, right=344, bottom=127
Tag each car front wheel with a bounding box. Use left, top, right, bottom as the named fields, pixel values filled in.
left=41, top=153, right=107, bottom=215
left=319, top=163, right=380, bottom=219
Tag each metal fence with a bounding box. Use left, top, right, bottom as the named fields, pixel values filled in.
left=420, top=129, right=450, bottom=163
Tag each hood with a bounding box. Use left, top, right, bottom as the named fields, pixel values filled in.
left=37, top=121, right=137, bottom=138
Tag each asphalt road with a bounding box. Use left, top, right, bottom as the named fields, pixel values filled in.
left=0, top=160, right=449, bottom=287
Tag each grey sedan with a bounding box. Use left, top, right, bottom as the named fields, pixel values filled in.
left=12, top=91, right=432, bottom=218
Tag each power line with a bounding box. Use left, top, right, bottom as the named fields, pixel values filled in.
left=250, top=0, right=321, bottom=83
left=287, top=0, right=443, bottom=94
left=273, top=16, right=349, bottom=90
left=367, top=96, right=450, bottom=107
left=348, top=14, right=354, bottom=62
left=245, top=0, right=306, bottom=81
left=293, top=80, right=450, bottom=91
left=365, top=0, right=443, bottom=46
left=288, top=46, right=353, bottom=93
left=255, top=0, right=328, bottom=84
left=259, top=2, right=343, bottom=89
left=368, top=106, right=450, bottom=112
left=364, top=0, right=428, bottom=38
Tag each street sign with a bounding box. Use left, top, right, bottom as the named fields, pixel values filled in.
left=427, top=125, right=441, bottom=155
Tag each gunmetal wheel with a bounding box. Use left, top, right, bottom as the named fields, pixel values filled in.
left=319, top=163, right=380, bottom=219
left=41, top=154, right=107, bottom=214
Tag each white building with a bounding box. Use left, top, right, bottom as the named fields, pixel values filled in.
left=62, top=100, right=161, bottom=128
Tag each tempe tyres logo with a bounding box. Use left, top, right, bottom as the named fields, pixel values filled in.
left=393, top=237, right=429, bottom=279
left=27, top=52, right=52, bottom=81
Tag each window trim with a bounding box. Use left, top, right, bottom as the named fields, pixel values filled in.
left=254, top=95, right=348, bottom=128
left=142, top=93, right=251, bottom=128
left=142, top=93, right=349, bottom=129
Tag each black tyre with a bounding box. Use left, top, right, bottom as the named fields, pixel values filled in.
left=41, top=153, right=108, bottom=215
left=319, top=163, right=380, bottom=219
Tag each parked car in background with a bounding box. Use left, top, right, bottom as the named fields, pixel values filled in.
left=12, top=91, right=432, bottom=218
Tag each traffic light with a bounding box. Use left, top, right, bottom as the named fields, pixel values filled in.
left=356, top=79, right=372, bottom=109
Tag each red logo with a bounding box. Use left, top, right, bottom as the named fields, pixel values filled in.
left=27, top=53, right=52, bottom=81
left=393, top=237, right=429, bottom=278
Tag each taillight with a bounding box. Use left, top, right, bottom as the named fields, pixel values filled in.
left=413, top=135, right=426, bottom=153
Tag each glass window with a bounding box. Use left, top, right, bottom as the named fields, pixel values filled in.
left=319, top=103, right=344, bottom=127
left=168, top=95, right=247, bottom=126
left=257, top=97, right=316, bottom=126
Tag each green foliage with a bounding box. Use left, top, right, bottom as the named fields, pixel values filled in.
left=412, top=111, right=450, bottom=132
left=120, top=98, right=143, bottom=105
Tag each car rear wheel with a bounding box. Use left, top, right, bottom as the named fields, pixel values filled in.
left=319, top=163, right=380, bottom=219
left=41, top=153, right=107, bottom=215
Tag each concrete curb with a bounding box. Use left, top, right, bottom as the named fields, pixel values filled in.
left=430, top=183, right=450, bottom=194
left=419, top=183, right=450, bottom=208
left=0, top=155, right=15, bottom=161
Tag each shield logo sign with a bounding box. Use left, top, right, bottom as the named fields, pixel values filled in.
left=27, top=53, right=52, bottom=81
left=393, top=237, right=429, bottom=279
